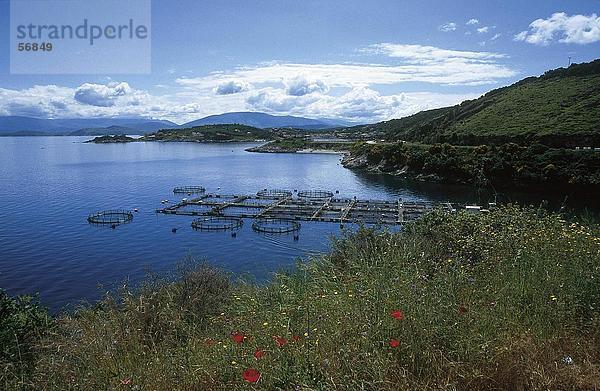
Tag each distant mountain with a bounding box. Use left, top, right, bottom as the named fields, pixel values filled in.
left=0, top=117, right=177, bottom=135
left=69, top=125, right=138, bottom=136
left=0, top=112, right=354, bottom=136
left=351, top=59, right=600, bottom=147
left=180, top=112, right=353, bottom=130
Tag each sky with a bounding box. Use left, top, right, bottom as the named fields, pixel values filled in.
left=0, top=0, right=599, bottom=124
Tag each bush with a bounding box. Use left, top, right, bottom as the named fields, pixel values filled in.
left=0, top=290, right=50, bottom=387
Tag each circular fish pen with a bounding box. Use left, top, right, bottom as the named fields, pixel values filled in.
left=173, top=186, right=206, bottom=194
left=87, top=210, right=133, bottom=225
left=191, top=216, right=243, bottom=231
left=252, top=218, right=301, bottom=233
left=297, top=190, right=333, bottom=199
left=256, top=189, right=292, bottom=198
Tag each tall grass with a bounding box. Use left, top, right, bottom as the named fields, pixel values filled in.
left=3, top=206, right=600, bottom=389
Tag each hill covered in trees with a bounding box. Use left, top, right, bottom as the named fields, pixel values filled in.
left=352, top=59, right=600, bottom=147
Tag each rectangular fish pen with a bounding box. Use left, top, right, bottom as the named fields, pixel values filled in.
left=156, top=190, right=454, bottom=225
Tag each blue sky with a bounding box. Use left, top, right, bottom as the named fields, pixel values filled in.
left=0, top=0, right=599, bottom=124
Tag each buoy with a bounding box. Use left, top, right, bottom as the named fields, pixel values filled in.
left=172, top=228, right=177, bottom=233
left=134, top=208, right=139, bottom=212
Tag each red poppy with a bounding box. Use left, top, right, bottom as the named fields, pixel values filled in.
left=292, top=335, right=300, bottom=342
left=458, top=304, right=468, bottom=314
left=232, top=332, right=245, bottom=344
left=253, top=350, right=264, bottom=359
left=242, top=368, right=261, bottom=383
left=389, top=339, right=400, bottom=348
left=273, top=336, right=288, bottom=347
left=391, top=310, right=404, bottom=320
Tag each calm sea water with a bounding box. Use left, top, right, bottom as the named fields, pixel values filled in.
left=0, top=137, right=595, bottom=312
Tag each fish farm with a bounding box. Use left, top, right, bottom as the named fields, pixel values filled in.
left=87, top=210, right=134, bottom=226
left=156, top=188, right=455, bottom=226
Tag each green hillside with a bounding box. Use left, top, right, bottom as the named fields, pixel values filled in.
left=142, top=124, right=274, bottom=142
left=356, top=59, right=600, bottom=147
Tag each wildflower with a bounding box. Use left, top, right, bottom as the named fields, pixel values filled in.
left=243, top=368, right=261, bottom=383
left=254, top=350, right=264, bottom=359
left=292, top=335, right=301, bottom=342
left=232, top=332, right=245, bottom=344
left=263, top=322, right=269, bottom=326
left=458, top=304, right=468, bottom=314
left=389, top=339, right=400, bottom=348
left=273, top=336, right=288, bottom=347
left=391, top=310, right=404, bottom=320
left=121, top=378, right=132, bottom=385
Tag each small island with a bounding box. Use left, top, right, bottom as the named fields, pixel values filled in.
left=85, top=135, right=137, bottom=143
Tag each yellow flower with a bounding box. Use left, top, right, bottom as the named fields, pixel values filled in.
left=263, top=322, right=269, bottom=326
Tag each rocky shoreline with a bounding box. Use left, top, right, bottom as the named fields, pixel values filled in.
left=341, top=151, right=462, bottom=184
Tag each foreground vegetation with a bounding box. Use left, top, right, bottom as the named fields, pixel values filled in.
left=2, top=206, right=599, bottom=389
left=344, top=141, right=600, bottom=191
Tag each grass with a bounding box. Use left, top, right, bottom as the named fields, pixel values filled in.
left=2, top=206, right=600, bottom=389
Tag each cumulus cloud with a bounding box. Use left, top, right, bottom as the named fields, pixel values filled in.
left=214, top=80, right=251, bottom=95
left=466, top=19, right=479, bottom=25
left=0, top=43, right=517, bottom=124
left=285, top=76, right=328, bottom=96
left=247, top=86, right=479, bottom=122
left=477, top=26, right=489, bottom=34
left=439, top=22, right=457, bottom=32
left=515, top=12, right=600, bottom=45
left=74, top=82, right=132, bottom=107
left=176, top=44, right=515, bottom=95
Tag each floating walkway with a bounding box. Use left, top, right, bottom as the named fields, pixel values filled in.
left=156, top=189, right=454, bottom=225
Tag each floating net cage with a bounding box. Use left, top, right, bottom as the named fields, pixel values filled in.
left=297, top=190, right=334, bottom=199
left=87, top=210, right=133, bottom=225
left=173, top=186, right=206, bottom=194
left=252, top=218, right=301, bottom=233
left=256, top=189, right=293, bottom=198
left=191, top=216, right=243, bottom=231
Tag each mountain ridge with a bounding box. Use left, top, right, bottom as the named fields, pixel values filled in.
left=0, top=112, right=354, bottom=136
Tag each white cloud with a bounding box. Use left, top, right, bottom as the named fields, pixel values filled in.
left=490, top=33, right=501, bottom=41
left=364, top=43, right=506, bottom=61
left=285, top=76, right=328, bottom=96
left=176, top=44, right=514, bottom=96
left=214, top=80, right=251, bottom=95
left=467, top=19, right=480, bottom=25
left=0, top=43, right=518, bottom=124
left=477, top=26, right=489, bottom=34
left=439, top=22, right=457, bottom=32
left=74, top=82, right=132, bottom=107
left=247, top=86, right=479, bottom=122
left=515, top=12, right=600, bottom=45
